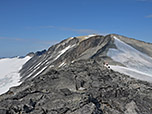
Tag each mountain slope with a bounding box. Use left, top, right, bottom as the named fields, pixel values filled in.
left=20, top=34, right=111, bottom=81
left=20, top=34, right=152, bottom=82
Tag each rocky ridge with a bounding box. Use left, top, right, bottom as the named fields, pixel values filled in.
left=19, top=34, right=117, bottom=81
left=0, top=59, right=152, bottom=114
left=20, top=34, right=152, bottom=82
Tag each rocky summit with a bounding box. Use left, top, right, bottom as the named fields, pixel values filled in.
left=0, top=34, right=152, bottom=114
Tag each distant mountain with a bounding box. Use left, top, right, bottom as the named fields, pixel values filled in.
left=0, top=34, right=152, bottom=114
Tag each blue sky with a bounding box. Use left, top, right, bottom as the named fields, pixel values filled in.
left=0, top=0, right=152, bottom=57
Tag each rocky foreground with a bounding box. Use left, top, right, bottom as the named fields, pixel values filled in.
left=0, top=59, right=152, bottom=114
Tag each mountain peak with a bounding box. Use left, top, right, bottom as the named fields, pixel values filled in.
left=76, top=34, right=99, bottom=41
left=19, top=34, right=152, bottom=82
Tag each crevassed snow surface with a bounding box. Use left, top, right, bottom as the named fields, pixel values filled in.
left=107, top=36, right=152, bottom=82
left=0, top=56, right=31, bottom=95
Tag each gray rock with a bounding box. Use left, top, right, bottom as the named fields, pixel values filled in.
left=0, top=60, right=152, bottom=114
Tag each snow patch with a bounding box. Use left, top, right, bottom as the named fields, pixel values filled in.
left=59, top=62, right=66, bottom=67
left=34, top=62, right=42, bottom=69
left=26, top=67, right=39, bottom=78
left=68, top=37, right=74, bottom=40
left=33, top=66, right=48, bottom=78
left=54, top=45, right=75, bottom=60
left=78, top=87, right=86, bottom=91
left=85, top=34, right=97, bottom=39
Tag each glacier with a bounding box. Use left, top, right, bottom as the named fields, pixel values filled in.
left=0, top=56, right=31, bottom=95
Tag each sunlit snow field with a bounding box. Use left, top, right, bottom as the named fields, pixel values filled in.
left=0, top=56, right=31, bottom=95
left=108, top=36, right=152, bottom=82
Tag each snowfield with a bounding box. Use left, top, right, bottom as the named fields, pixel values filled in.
left=107, top=36, right=152, bottom=82
left=0, top=56, right=31, bottom=95
left=110, top=65, right=152, bottom=82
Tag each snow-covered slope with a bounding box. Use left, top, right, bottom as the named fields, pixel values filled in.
left=0, top=56, right=31, bottom=95
left=107, top=36, right=152, bottom=82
